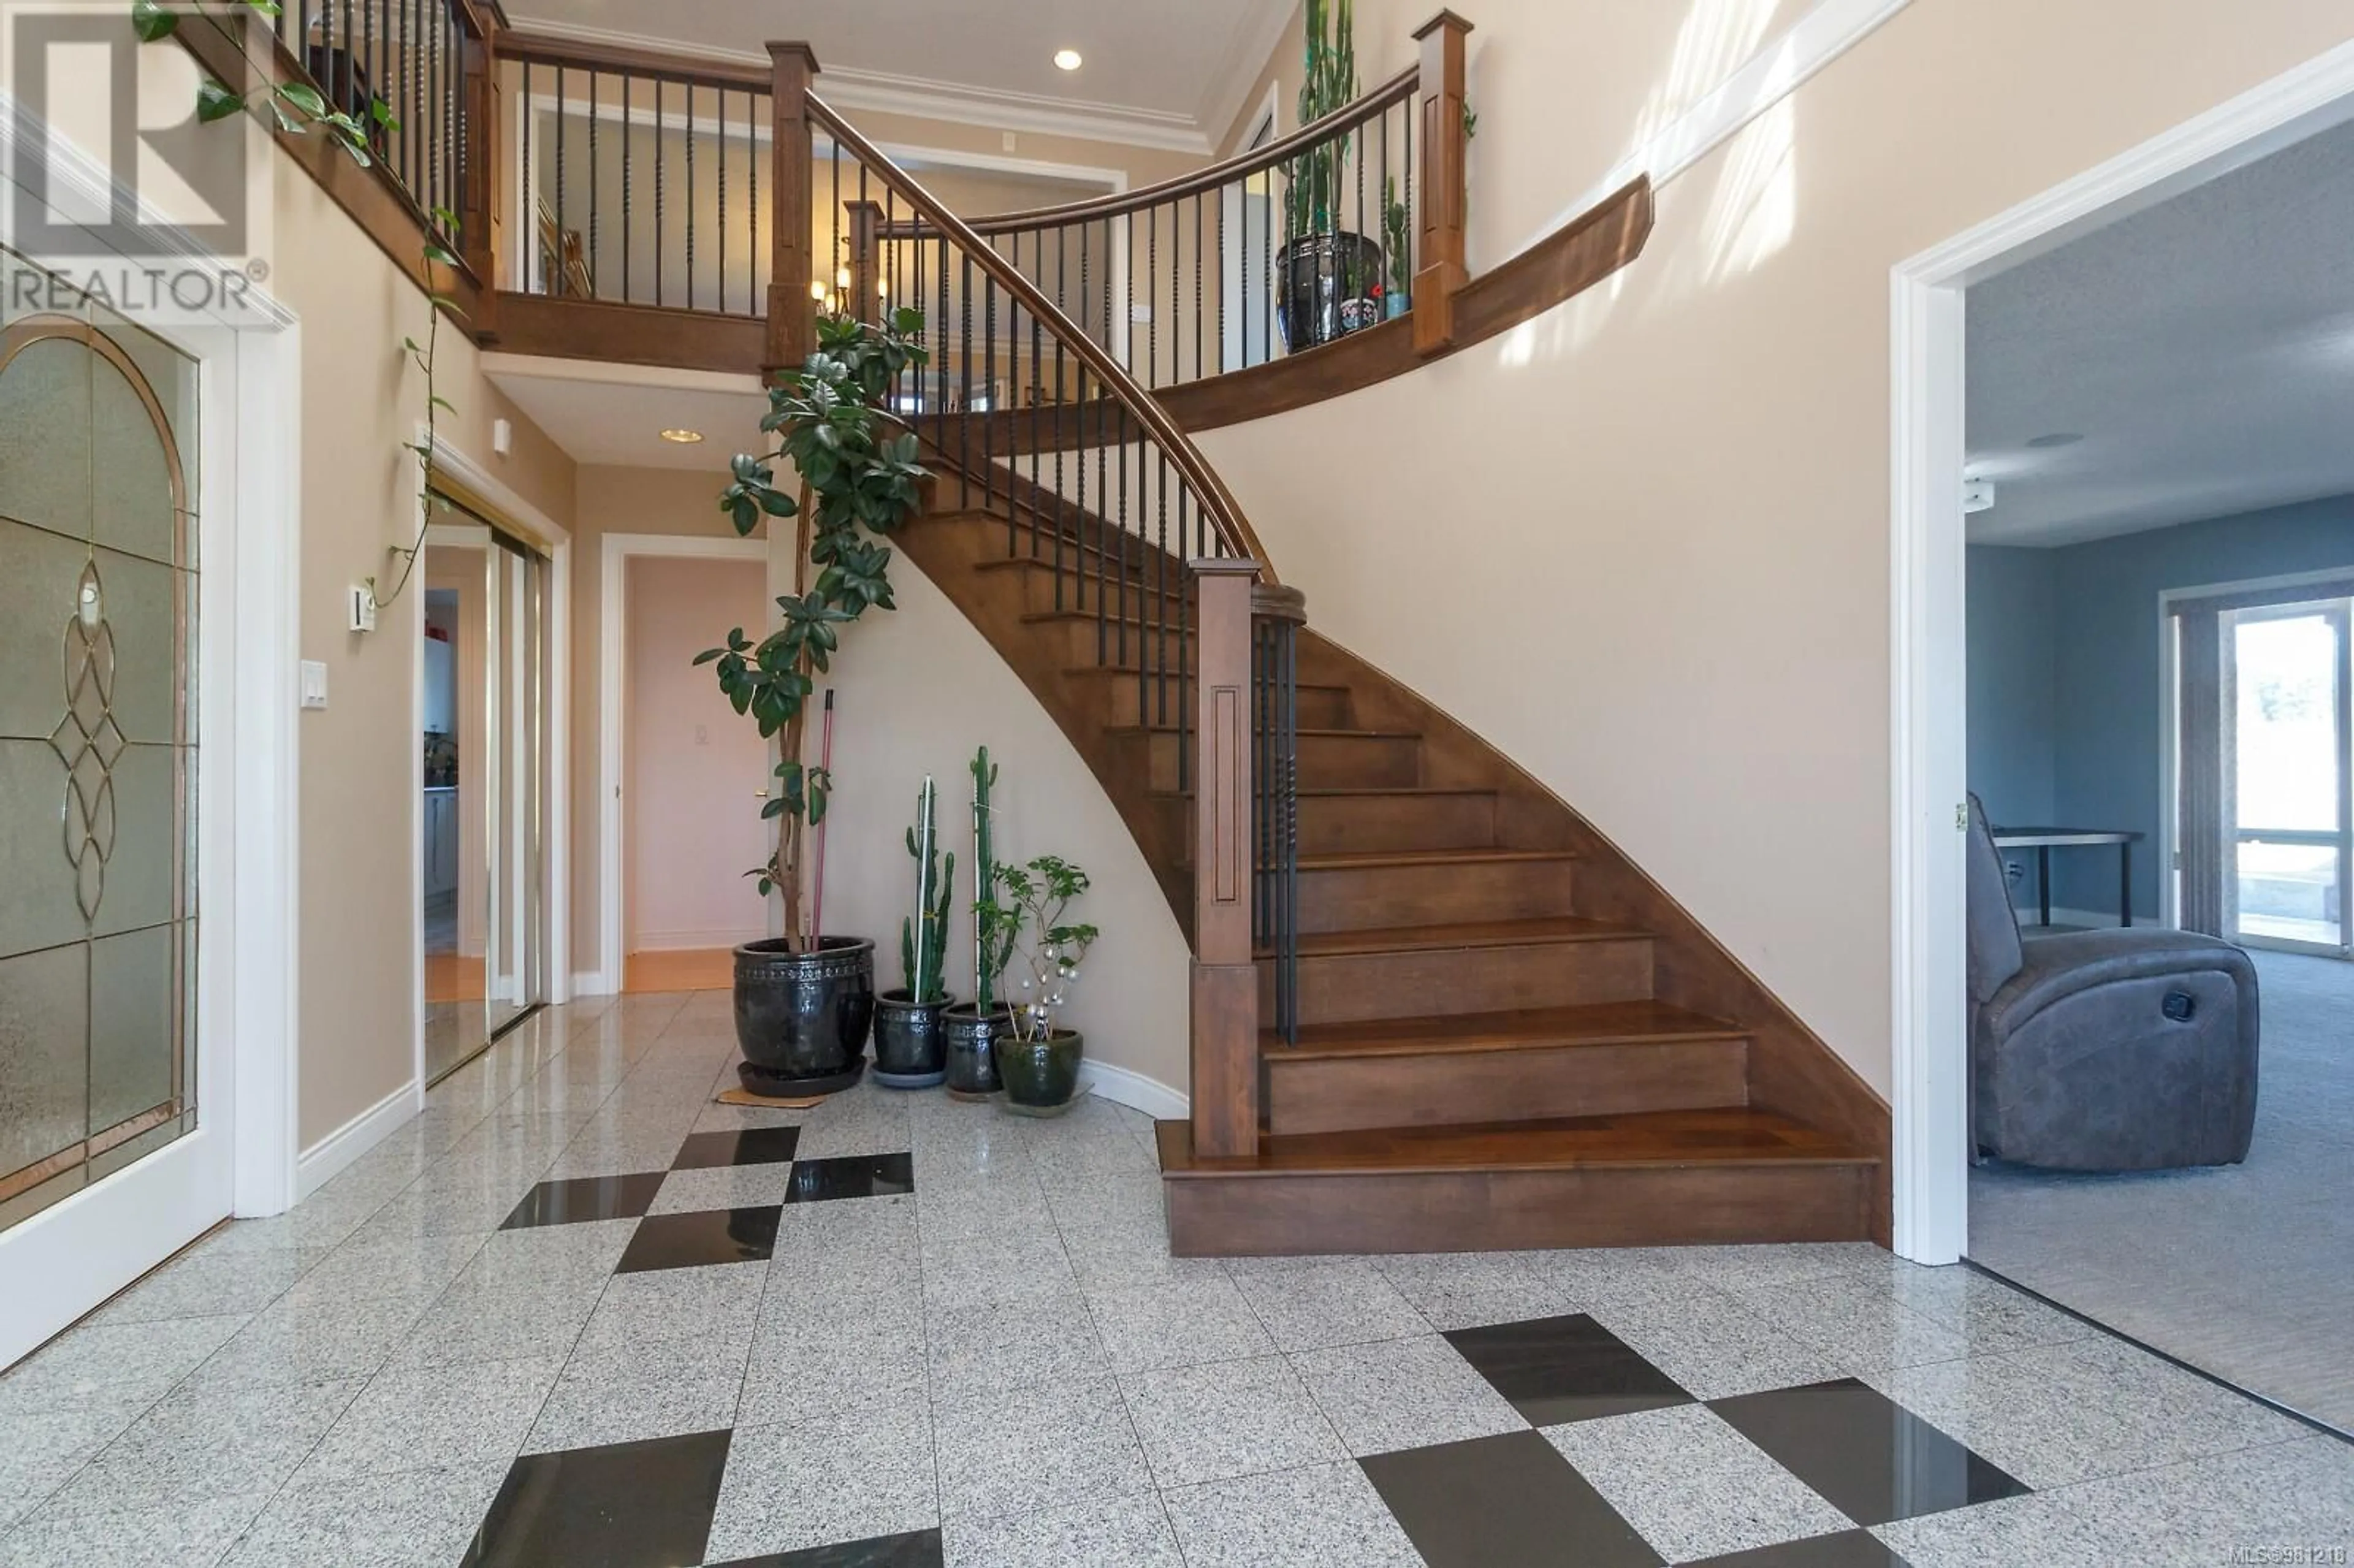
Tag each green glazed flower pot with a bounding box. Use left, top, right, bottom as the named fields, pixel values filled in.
left=997, top=1028, right=1084, bottom=1116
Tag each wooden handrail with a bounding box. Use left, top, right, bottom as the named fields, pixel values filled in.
left=496, top=29, right=774, bottom=93
left=806, top=91, right=1281, bottom=583
left=879, top=66, right=1419, bottom=239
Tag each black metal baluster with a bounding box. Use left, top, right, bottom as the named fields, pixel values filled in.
left=959, top=251, right=972, bottom=508
left=653, top=75, right=664, bottom=305
left=620, top=74, right=631, bottom=302
left=717, top=86, right=726, bottom=313
left=555, top=64, right=566, bottom=291
left=1117, top=411, right=1130, bottom=685
left=746, top=90, right=758, bottom=315
left=1027, top=259, right=1043, bottom=562
left=1216, top=183, right=1227, bottom=373
left=1177, top=487, right=1189, bottom=791
left=1147, top=205, right=1157, bottom=389
left=1194, top=194, right=1203, bottom=381
left=1154, top=454, right=1168, bottom=728
left=1125, top=213, right=1135, bottom=376
left=982, top=272, right=995, bottom=520
left=520, top=59, right=533, bottom=291
left=1009, top=231, right=1023, bottom=558
left=1403, top=103, right=1414, bottom=308
left=685, top=83, right=696, bottom=306
left=587, top=67, right=599, bottom=292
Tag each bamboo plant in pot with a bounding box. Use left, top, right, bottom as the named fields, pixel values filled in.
left=697, top=308, right=929, bottom=1098
left=992, top=856, right=1099, bottom=1116
left=943, top=746, right=1015, bottom=1099
left=874, top=777, right=956, bottom=1089
left=1276, top=0, right=1382, bottom=350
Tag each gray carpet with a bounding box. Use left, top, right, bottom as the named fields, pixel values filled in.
left=1970, top=950, right=2354, bottom=1433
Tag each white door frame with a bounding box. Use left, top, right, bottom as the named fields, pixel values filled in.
left=597, top=531, right=771, bottom=992
left=1887, top=40, right=2354, bottom=1263
left=0, top=124, right=303, bottom=1366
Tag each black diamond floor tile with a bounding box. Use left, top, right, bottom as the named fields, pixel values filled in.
left=614, top=1205, right=783, bottom=1273
left=1708, top=1380, right=2030, bottom=1528
left=460, top=1428, right=731, bottom=1567
left=1444, top=1312, right=1695, bottom=1425
left=783, top=1152, right=915, bottom=1203
left=707, top=1529, right=945, bottom=1567
left=672, top=1125, right=804, bottom=1170
left=1360, top=1429, right=1662, bottom=1568
left=500, top=1172, right=668, bottom=1231
left=1686, top=1528, right=1912, bottom=1566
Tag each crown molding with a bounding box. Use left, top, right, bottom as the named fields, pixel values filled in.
left=501, top=16, right=1214, bottom=153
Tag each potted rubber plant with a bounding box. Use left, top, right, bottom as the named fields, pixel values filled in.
left=873, top=777, right=955, bottom=1089
left=993, top=856, right=1099, bottom=1116
left=1277, top=0, right=1382, bottom=350
left=943, top=746, right=1016, bottom=1099
left=698, top=308, right=929, bottom=1097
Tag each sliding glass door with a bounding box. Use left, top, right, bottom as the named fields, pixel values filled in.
left=2226, top=599, right=2352, bottom=955
left=419, top=511, right=548, bottom=1082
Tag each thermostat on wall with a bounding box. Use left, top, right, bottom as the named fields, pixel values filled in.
left=349, top=585, right=379, bottom=633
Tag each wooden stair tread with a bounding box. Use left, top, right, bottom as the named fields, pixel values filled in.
left=1266, top=999, right=1745, bottom=1060
left=1154, top=785, right=1495, bottom=801
left=1156, top=1106, right=1872, bottom=1177
left=1296, top=848, right=1577, bottom=872
left=1279, top=915, right=1650, bottom=959
left=1113, top=725, right=1420, bottom=741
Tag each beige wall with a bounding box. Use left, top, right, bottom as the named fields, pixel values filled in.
left=276, top=156, right=576, bottom=1147
left=1198, top=0, right=2354, bottom=1100
left=566, top=466, right=766, bottom=981
left=625, top=555, right=772, bottom=951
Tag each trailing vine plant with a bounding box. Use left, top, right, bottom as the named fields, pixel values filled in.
left=131, top=1, right=458, bottom=613
left=696, top=308, right=930, bottom=941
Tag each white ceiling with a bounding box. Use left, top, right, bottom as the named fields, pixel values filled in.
left=503, top=0, right=1295, bottom=152
left=486, top=357, right=771, bottom=472
left=1965, top=116, right=2354, bottom=547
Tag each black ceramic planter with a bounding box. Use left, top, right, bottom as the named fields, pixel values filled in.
left=1276, top=230, right=1385, bottom=352
left=998, top=1028, right=1084, bottom=1117
left=733, top=936, right=874, bottom=1098
left=872, top=989, right=951, bottom=1090
left=941, top=1003, right=1011, bottom=1100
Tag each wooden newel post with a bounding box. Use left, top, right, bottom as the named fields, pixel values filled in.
left=460, top=9, right=501, bottom=335
left=1190, top=560, right=1261, bottom=1160
left=766, top=41, right=821, bottom=373
left=1411, top=10, right=1473, bottom=356
left=844, top=200, right=883, bottom=324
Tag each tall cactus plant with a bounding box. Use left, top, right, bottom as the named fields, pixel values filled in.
left=970, top=745, right=1018, bottom=1013
left=1284, top=0, right=1359, bottom=243
left=902, top=777, right=954, bottom=1004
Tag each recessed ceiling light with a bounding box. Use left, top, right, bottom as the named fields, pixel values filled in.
left=1053, top=48, right=1083, bottom=71
left=2026, top=432, right=2083, bottom=448
left=658, top=428, right=704, bottom=444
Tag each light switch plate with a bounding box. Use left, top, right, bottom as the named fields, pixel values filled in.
left=1130, top=303, right=1153, bottom=324
left=299, top=660, right=329, bottom=710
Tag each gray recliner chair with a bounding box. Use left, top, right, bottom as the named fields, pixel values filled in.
left=1967, top=794, right=2259, bottom=1171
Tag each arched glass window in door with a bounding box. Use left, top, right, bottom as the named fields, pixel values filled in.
left=0, top=250, right=200, bottom=1234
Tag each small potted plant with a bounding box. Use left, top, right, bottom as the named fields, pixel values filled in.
left=992, top=855, right=1099, bottom=1116
left=942, top=745, right=1015, bottom=1099
left=873, top=776, right=955, bottom=1089
left=698, top=309, right=929, bottom=1098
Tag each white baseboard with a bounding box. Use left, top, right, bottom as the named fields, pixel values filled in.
left=295, top=1079, right=421, bottom=1200
left=571, top=970, right=617, bottom=997
left=1080, top=1060, right=1189, bottom=1121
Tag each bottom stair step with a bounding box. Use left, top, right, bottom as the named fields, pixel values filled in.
left=1155, top=1108, right=1876, bottom=1256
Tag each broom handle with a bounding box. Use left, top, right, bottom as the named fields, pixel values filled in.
left=809, top=690, right=836, bottom=948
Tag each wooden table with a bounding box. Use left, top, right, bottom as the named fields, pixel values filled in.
left=1991, top=827, right=2144, bottom=929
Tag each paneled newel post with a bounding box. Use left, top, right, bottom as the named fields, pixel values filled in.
left=1412, top=10, right=1474, bottom=356
left=1190, top=560, right=1261, bottom=1159
left=460, top=5, right=501, bottom=335
left=845, top=200, right=883, bottom=324
left=766, top=41, right=821, bottom=373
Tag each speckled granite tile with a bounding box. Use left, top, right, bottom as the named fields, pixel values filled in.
left=1288, top=1334, right=1526, bottom=1457
left=1162, top=1461, right=1423, bottom=1568
left=1543, top=1402, right=1852, bottom=1562
left=1121, top=1355, right=1347, bottom=1488
left=701, top=1392, right=937, bottom=1561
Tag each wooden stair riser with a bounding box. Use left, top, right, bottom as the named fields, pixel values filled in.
left=1064, top=671, right=1353, bottom=734
left=1160, top=1160, right=1873, bottom=1255
left=1299, top=791, right=1499, bottom=855
left=1297, top=856, right=1577, bottom=933
left=1028, top=614, right=1192, bottom=673
left=1264, top=1037, right=1750, bottom=1135
left=1267, top=935, right=1656, bottom=1027
left=1130, top=730, right=1420, bottom=794
left=973, top=557, right=1186, bottom=617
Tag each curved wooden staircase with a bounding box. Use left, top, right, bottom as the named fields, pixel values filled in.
left=419, top=20, right=1890, bottom=1257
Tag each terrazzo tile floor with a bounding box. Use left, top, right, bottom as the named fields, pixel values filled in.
left=4, top=989, right=2348, bottom=1566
